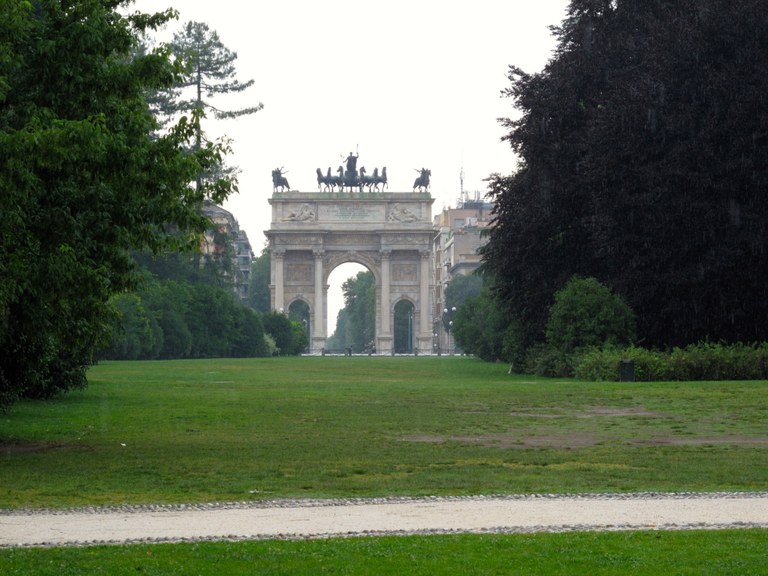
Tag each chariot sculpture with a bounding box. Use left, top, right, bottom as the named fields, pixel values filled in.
left=316, top=152, right=388, bottom=193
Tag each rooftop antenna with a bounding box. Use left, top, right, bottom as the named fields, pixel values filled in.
left=459, top=167, right=465, bottom=207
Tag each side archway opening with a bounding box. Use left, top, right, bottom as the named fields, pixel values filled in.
left=393, top=299, right=416, bottom=354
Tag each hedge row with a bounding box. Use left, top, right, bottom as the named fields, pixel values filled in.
left=572, top=342, right=768, bottom=381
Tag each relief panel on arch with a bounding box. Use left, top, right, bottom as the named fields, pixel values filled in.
left=392, top=263, right=418, bottom=282
left=286, top=263, right=313, bottom=283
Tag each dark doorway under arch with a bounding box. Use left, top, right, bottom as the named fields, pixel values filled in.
left=288, top=299, right=310, bottom=352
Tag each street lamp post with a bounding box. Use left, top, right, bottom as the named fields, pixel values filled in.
left=443, top=306, right=456, bottom=356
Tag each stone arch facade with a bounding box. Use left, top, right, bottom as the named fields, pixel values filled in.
left=266, top=192, right=434, bottom=354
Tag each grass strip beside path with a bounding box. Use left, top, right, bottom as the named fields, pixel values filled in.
left=1, top=531, right=767, bottom=575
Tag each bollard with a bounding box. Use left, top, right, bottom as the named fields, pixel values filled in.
left=619, top=359, right=635, bottom=382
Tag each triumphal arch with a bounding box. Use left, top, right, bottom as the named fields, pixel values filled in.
left=266, top=188, right=434, bottom=354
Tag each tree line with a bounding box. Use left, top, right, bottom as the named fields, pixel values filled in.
left=101, top=248, right=308, bottom=361
left=475, top=0, right=768, bottom=362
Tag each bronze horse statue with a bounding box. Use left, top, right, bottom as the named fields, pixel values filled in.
left=359, top=166, right=373, bottom=192
left=316, top=168, right=332, bottom=191
left=373, top=167, right=388, bottom=191
left=272, top=167, right=290, bottom=192
left=413, top=168, right=430, bottom=192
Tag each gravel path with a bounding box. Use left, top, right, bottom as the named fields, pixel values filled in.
left=2, top=492, right=767, bottom=548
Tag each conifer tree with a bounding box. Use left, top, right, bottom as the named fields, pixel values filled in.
left=167, top=21, right=263, bottom=149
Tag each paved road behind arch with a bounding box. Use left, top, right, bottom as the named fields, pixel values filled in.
left=2, top=493, right=767, bottom=548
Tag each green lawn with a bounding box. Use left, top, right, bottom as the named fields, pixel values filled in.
left=1, top=357, right=766, bottom=509
left=1, top=531, right=767, bottom=575
left=1, top=357, right=766, bottom=572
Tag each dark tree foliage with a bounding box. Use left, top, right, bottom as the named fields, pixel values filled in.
left=101, top=276, right=270, bottom=360
left=247, top=247, right=272, bottom=313
left=342, top=271, right=376, bottom=352
left=261, top=311, right=306, bottom=356
left=443, top=274, right=483, bottom=332
left=482, top=0, right=768, bottom=348
left=0, top=2, right=238, bottom=408
left=325, top=309, right=349, bottom=351
left=452, top=284, right=524, bottom=364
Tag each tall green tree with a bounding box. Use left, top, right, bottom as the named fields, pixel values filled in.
left=443, top=274, right=483, bottom=331
left=166, top=21, right=263, bottom=152
left=482, top=0, right=768, bottom=348
left=0, top=1, right=235, bottom=409
left=247, top=247, right=271, bottom=313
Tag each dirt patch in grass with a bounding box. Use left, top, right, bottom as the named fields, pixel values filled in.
left=631, top=436, right=768, bottom=447
left=503, top=406, right=664, bottom=419
left=401, top=433, right=768, bottom=450
left=582, top=406, right=663, bottom=418
left=0, top=441, right=75, bottom=455
left=401, top=433, right=601, bottom=450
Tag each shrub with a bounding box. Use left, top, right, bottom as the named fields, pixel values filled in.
left=573, top=342, right=768, bottom=382
left=524, top=344, right=582, bottom=378
left=573, top=347, right=623, bottom=381
left=546, top=276, right=636, bottom=352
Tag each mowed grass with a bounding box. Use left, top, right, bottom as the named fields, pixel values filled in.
left=1, top=356, right=767, bottom=509
left=1, top=531, right=767, bottom=575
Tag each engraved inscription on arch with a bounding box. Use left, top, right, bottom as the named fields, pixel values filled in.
left=324, top=234, right=380, bottom=249
left=318, top=204, right=385, bottom=222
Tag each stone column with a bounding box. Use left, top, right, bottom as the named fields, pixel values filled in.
left=273, top=249, right=285, bottom=311
left=313, top=250, right=325, bottom=340
left=380, top=250, right=391, bottom=335
left=418, top=250, right=431, bottom=350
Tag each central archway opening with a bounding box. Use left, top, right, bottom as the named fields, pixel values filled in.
left=326, top=262, right=375, bottom=353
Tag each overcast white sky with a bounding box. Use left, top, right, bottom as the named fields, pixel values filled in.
left=129, top=0, right=568, bottom=331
